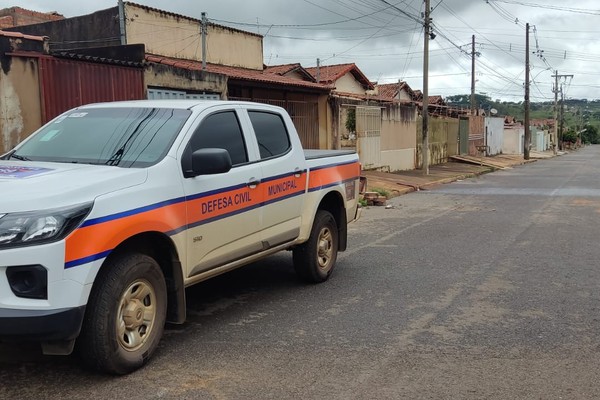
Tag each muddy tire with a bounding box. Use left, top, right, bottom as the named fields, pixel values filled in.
left=78, top=253, right=167, bottom=375
left=293, top=210, right=338, bottom=283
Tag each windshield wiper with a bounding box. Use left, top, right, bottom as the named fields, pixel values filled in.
left=105, top=108, right=157, bottom=166
left=9, top=153, right=31, bottom=161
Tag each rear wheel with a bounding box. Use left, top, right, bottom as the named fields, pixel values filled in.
left=293, top=210, right=338, bottom=283
left=78, top=253, right=167, bottom=375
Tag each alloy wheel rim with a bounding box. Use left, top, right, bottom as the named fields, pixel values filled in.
left=317, top=227, right=333, bottom=269
left=117, top=279, right=157, bottom=352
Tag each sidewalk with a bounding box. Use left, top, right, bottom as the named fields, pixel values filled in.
left=362, top=150, right=556, bottom=199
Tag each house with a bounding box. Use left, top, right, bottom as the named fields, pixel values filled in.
left=376, top=81, right=416, bottom=102
left=147, top=56, right=332, bottom=148
left=301, top=62, right=418, bottom=171
left=305, top=63, right=374, bottom=96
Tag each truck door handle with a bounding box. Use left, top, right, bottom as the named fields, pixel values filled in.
left=247, top=178, right=260, bottom=189
left=294, top=168, right=302, bottom=178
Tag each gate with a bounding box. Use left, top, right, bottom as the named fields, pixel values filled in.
left=356, top=106, right=382, bottom=169
left=459, top=118, right=469, bottom=155
left=229, top=97, right=319, bottom=149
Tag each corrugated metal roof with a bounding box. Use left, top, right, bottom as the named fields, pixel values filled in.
left=53, top=51, right=143, bottom=67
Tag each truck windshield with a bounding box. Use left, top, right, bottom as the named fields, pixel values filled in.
left=10, top=107, right=191, bottom=168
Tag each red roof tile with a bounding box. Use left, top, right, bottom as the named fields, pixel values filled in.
left=377, top=83, right=400, bottom=100
left=305, top=63, right=374, bottom=90
left=146, top=54, right=331, bottom=91
left=332, top=91, right=396, bottom=102
left=264, top=63, right=316, bottom=82
left=377, top=81, right=416, bottom=101
left=428, top=95, right=445, bottom=105
left=264, top=63, right=301, bottom=75
left=0, top=29, right=47, bottom=41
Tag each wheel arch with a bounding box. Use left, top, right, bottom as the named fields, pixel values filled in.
left=317, top=190, right=348, bottom=251
left=96, top=232, right=186, bottom=324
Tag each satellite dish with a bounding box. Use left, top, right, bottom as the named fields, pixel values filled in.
left=490, top=108, right=498, bottom=115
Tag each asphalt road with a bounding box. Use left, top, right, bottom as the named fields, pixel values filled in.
left=2, top=146, right=600, bottom=399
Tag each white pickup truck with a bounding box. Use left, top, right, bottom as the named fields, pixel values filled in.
left=0, top=100, right=360, bottom=374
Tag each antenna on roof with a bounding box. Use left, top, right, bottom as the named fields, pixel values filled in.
left=316, top=58, right=320, bottom=82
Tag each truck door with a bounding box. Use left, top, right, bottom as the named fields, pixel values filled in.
left=181, top=109, right=263, bottom=277
left=246, top=109, right=306, bottom=248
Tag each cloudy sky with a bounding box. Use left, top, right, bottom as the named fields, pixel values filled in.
left=3, top=0, right=600, bottom=102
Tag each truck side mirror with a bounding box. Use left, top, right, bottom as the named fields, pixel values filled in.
left=184, top=148, right=232, bottom=178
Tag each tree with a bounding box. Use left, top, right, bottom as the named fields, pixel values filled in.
left=345, top=108, right=356, bottom=136
left=582, top=124, right=600, bottom=144
left=563, top=130, right=577, bottom=144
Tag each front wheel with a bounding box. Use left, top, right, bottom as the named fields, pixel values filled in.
left=78, top=253, right=167, bottom=375
left=293, top=210, right=339, bottom=283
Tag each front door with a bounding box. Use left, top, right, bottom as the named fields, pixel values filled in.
left=181, top=109, right=263, bottom=277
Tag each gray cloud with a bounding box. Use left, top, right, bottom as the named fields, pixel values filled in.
left=1, top=0, right=598, bottom=101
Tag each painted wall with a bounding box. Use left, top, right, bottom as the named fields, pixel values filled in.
left=7, top=4, right=264, bottom=70
left=0, top=55, right=42, bottom=154
left=145, top=63, right=227, bottom=97
left=532, top=129, right=550, bottom=151
left=126, top=4, right=263, bottom=70
left=503, top=125, right=524, bottom=154
left=381, top=104, right=417, bottom=171
left=334, top=73, right=366, bottom=94
left=416, top=116, right=460, bottom=167
left=398, top=89, right=412, bottom=102
left=485, top=117, right=504, bottom=156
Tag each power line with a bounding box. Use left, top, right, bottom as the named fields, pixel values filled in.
left=489, top=0, right=600, bottom=16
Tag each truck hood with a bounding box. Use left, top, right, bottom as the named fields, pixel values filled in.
left=0, top=161, right=147, bottom=213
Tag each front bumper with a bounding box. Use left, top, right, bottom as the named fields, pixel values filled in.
left=0, top=305, right=85, bottom=341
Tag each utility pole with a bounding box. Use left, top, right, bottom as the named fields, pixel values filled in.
left=422, top=0, right=431, bottom=175
left=201, top=12, right=207, bottom=70
left=524, top=23, right=531, bottom=160
left=471, top=34, right=476, bottom=116
left=560, top=84, right=565, bottom=149
left=118, top=0, right=127, bottom=45
left=552, top=70, right=559, bottom=154
left=551, top=72, right=574, bottom=151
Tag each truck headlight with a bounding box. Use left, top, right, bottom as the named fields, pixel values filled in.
left=0, top=203, right=92, bottom=249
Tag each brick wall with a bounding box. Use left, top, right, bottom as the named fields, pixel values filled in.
left=0, top=7, right=64, bottom=28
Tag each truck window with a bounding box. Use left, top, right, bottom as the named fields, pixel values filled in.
left=189, top=111, right=248, bottom=165
left=11, top=108, right=191, bottom=168
left=248, top=111, right=291, bottom=159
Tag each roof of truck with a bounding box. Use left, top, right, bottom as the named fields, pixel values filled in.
left=78, top=99, right=278, bottom=111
